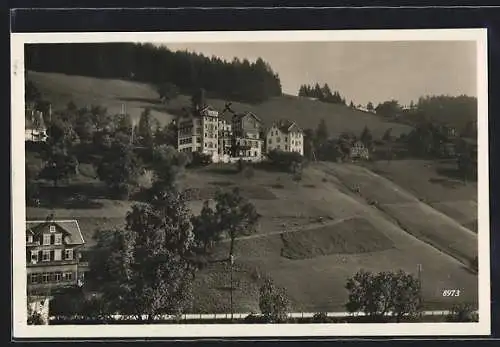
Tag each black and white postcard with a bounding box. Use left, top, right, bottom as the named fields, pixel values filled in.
left=11, top=29, right=490, bottom=338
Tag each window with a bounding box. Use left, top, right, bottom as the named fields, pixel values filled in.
left=277, top=145, right=281, bottom=150
left=31, top=250, right=38, bottom=263
left=54, top=233, right=62, bottom=245
left=42, top=234, right=51, bottom=245
left=42, top=250, right=51, bottom=262
left=49, top=225, right=56, bottom=233
left=42, top=273, right=50, bottom=283
left=63, top=272, right=73, bottom=281
left=54, top=273, right=62, bottom=282
left=65, top=249, right=73, bottom=260
left=26, top=235, right=33, bottom=244
left=277, top=137, right=281, bottom=143
left=285, top=145, right=289, bottom=151
left=30, top=274, right=38, bottom=284
left=268, top=138, right=272, bottom=144
left=285, top=136, right=288, bottom=142
left=54, top=249, right=62, bottom=261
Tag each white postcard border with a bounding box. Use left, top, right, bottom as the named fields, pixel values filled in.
left=11, top=28, right=490, bottom=338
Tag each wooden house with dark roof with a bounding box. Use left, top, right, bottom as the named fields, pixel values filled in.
left=26, top=218, right=88, bottom=295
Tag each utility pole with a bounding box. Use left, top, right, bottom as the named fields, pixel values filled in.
left=230, top=254, right=234, bottom=320
left=417, top=264, right=423, bottom=310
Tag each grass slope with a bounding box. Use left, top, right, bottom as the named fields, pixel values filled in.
left=27, top=71, right=413, bottom=138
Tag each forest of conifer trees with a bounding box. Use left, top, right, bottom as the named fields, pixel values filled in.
left=298, top=83, right=346, bottom=105
left=25, top=43, right=283, bottom=103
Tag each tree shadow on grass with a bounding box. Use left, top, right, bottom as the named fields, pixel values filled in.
left=37, top=182, right=112, bottom=205
left=38, top=197, right=104, bottom=210
left=204, top=166, right=239, bottom=175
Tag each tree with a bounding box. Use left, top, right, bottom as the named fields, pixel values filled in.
left=259, top=278, right=290, bottom=323
left=375, top=100, right=402, bottom=118
left=191, top=88, right=207, bottom=110
left=157, top=82, right=180, bottom=104
left=150, top=144, right=188, bottom=189
left=192, top=201, right=222, bottom=253
left=26, top=163, right=40, bottom=206
left=349, top=101, right=355, bottom=108
left=155, top=121, right=177, bottom=147
left=382, top=128, right=393, bottom=142
left=367, top=102, right=374, bottom=112
left=214, top=187, right=260, bottom=259
left=39, top=148, right=78, bottom=187
left=345, top=270, right=421, bottom=322
left=360, top=126, right=373, bottom=150
left=137, top=108, right=155, bottom=147
left=74, top=109, right=97, bottom=143
left=91, top=191, right=197, bottom=321
left=96, top=143, right=143, bottom=198
left=315, top=119, right=329, bottom=148
left=27, top=305, right=45, bottom=325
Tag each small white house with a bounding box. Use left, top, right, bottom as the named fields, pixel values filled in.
left=266, top=119, right=304, bottom=155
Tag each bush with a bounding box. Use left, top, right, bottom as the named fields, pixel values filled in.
left=267, top=149, right=304, bottom=173
left=244, top=313, right=269, bottom=324
left=312, top=312, right=330, bottom=323
left=190, top=152, right=212, bottom=167
left=446, top=304, right=478, bottom=322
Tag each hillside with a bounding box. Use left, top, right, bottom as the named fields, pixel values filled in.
left=26, top=71, right=413, bottom=138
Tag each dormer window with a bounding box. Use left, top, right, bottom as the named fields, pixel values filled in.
left=49, top=225, right=56, bottom=233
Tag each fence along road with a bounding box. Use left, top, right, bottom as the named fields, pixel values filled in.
left=50, top=310, right=466, bottom=322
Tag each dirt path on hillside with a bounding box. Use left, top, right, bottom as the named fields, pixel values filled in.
left=219, top=216, right=355, bottom=243
left=315, top=162, right=478, bottom=267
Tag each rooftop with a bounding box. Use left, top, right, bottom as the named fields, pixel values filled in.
left=26, top=220, right=85, bottom=245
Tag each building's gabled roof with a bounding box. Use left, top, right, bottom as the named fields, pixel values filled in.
left=272, top=119, right=303, bottom=134
left=233, top=111, right=261, bottom=123
left=26, top=220, right=85, bottom=245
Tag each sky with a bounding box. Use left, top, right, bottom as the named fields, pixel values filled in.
left=160, top=41, right=477, bottom=107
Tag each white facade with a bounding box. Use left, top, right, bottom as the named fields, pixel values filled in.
left=177, top=106, right=221, bottom=162
left=266, top=121, right=304, bottom=156
left=218, top=119, right=232, bottom=163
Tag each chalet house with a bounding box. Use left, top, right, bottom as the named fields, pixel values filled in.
left=266, top=119, right=304, bottom=156
left=176, top=105, right=220, bottom=162
left=25, top=103, right=48, bottom=142
left=231, top=112, right=264, bottom=161
left=350, top=141, right=370, bottom=160
left=26, top=219, right=88, bottom=295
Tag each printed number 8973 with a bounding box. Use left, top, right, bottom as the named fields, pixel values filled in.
left=442, top=289, right=460, bottom=297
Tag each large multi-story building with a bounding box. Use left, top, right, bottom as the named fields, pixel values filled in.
left=231, top=112, right=264, bottom=161
left=218, top=118, right=233, bottom=162
left=177, top=105, right=220, bottom=162
left=26, top=218, right=87, bottom=295
left=266, top=119, right=304, bottom=156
